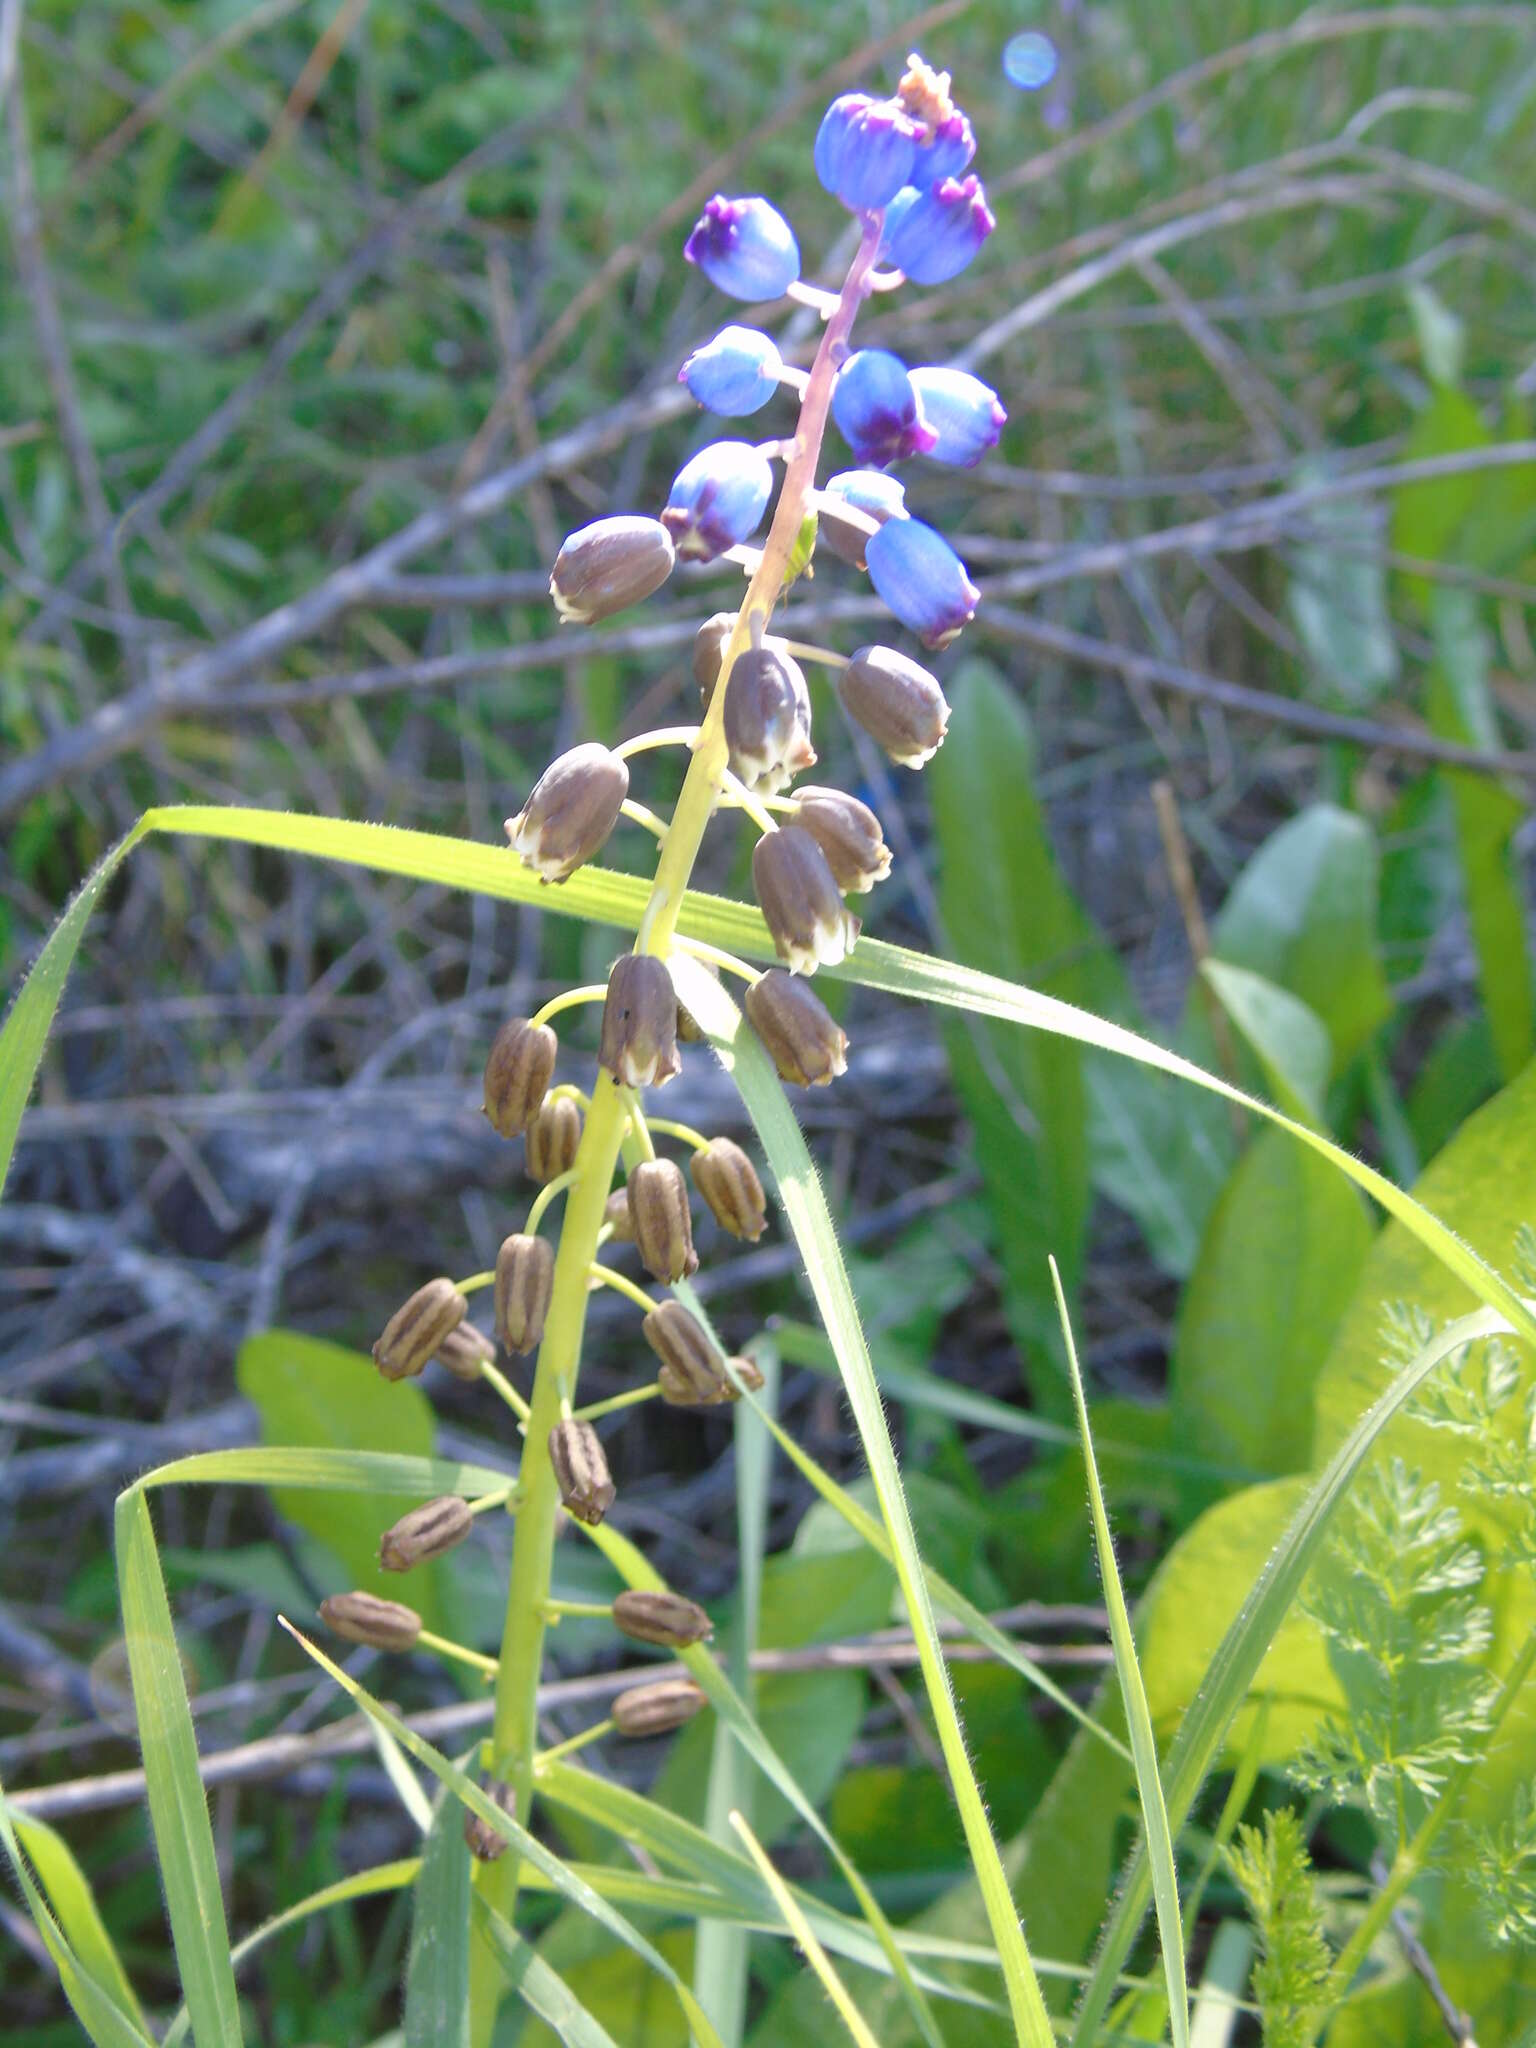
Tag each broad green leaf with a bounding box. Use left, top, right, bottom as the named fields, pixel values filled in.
left=236, top=1329, right=451, bottom=1623
left=1054, top=1264, right=1188, bottom=2048
left=114, top=1486, right=243, bottom=2046
left=1390, top=385, right=1492, bottom=612
left=405, top=1792, right=471, bottom=2048
left=1407, top=1012, right=1500, bottom=1162
left=1082, top=1056, right=1232, bottom=1279
left=1285, top=465, right=1399, bottom=706
left=1170, top=1130, right=1373, bottom=1491
left=1209, top=804, right=1391, bottom=1070
left=8, top=1809, right=149, bottom=2032
left=1200, top=962, right=1330, bottom=1129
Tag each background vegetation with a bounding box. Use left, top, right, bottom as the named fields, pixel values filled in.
left=2, top=1, right=1535, bottom=2041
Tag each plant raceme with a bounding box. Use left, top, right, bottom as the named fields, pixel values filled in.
left=310, top=51, right=1015, bottom=2036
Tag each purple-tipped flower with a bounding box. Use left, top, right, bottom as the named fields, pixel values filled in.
left=909, top=367, right=1006, bottom=467
left=814, top=92, right=919, bottom=211
left=662, top=441, right=775, bottom=562
left=821, top=468, right=908, bottom=568
left=865, top=516, right=978, bottom=649
left=680, top=326, right=783, bottom=417
left=922, top=109, right=976, bottom=182
left=831, top=350, right=937, bottom=469
left=882, top=175, right=995, bottom=286
left=685, top=195, right=800, bottom=302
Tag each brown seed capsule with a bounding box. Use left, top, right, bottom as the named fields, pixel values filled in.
left=483, top=1018, right=557, bottom=1139
left=434, top=1321, right=496, bottom=1382
left=548, top=1418, right=616, bottom=1526
left=378, top=1496, right=474, bottom=1573
left=793, top=787, right=892, bottom=894
left=550, top=515, right=675, bottom=624
left=690, top=1138, right=768, bottom=1241
left=464, top=1778, right=517, bottom=1861
left=752, top=825, right=860, bottom=975
left=722, top=646, right=816, bottom=795
left=506, top=743, right=630, bottom=883
left=612, top=1676, right=708, bottom=1737
left=495, top=1232, right=555, bottom=1354
left=840, top=646, right=950, bottom=768
left=373, top=1278, right=467, bottom=1383
left=603, top=1187, right=638, bottom=1241
left=626, top=1159, right=698, bottom=1283
left=526, top=1095, right=583, bottom=1182
left=692, top=611, right=735, bottom=697
left=318, top=1591, right=422, bottom=1651
left=745, top=970, right=849, bottom=1087
left=726, top=1355, right=766, bottom=1395
left=644, top=1299, right=731, bottom=1405
left=598, top=954, right=681, bottom=1089
left=612, top=1589, right=714, bottom=1649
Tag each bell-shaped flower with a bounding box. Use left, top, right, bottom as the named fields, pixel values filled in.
left=684, top=195, right=800, bottom=301
left=679, top=326, right=784, bottom=417
left=661, top=440, right=775, bottom=561
left=865, top=516, right=978, bottom=649
left=752, top=825, right=859, bottom=974
left=814, top=92, right=919, bottom=211
left=909, top=366, right=1006, bottom=467
left=831, top=349, right=937, bottom=468
left=882, top=174, right=995, bottom=285
left=921, top=108, right=976, bottom=182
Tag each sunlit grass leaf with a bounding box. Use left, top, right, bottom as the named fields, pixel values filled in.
left=4, top=1806, right=150, bottom=2033
left=134, top=1445, right=512, bottom=1498
left=405, top=1792, right=471, bottom=2048
left=729, top=1809, right=880, bottom=2048
left=1053, top=1260, right=1189, bottom=2048
left=1200, top=962, right=1330, bottom=1130
left=472, top=1896, right=624, bottom=2048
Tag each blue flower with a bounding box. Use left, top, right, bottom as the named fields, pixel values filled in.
left=680, top=326, right=783, bottom=416
left=865, top=516, right=978, bottom=648
left=661, top=440, right=775, bottom=561
left=684, top=195, right=800, bottom=302
left=882, top=174, right=995, bottom=286
left=814, top=92, right=919, bottom=212
left=831, top=349, right=937, bottom=468
left=921, top=109, right=975, bottom=182
left=909, top=367, right=1005, bottom=467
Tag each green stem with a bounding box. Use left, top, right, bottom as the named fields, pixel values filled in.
left=526, top=1166, right=580, bottom=1238
left=589, top=1261, right=657, bottom=1315
left=542, top=1598, right=612, bottom=1620
left=573, top=1383, right=663, bottom=1424
left=531, top=983, right=609, bottom=1030
left=535, top=1718, right=615, bottom=1768
left=642, top=1115, right=709, bottom=1152
left=415, top=1628, right=499, bottom=1678
left=480, top=1361, right=530, bottom=1426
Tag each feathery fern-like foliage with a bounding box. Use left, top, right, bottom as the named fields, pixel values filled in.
left=1225, top=1809, right=1332, bottom=2048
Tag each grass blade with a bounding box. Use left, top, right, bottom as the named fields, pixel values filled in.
left=3, top=1805, right=150, bottom=2033
left=472, top=1896, right=624, bottom=2048
left=1053, top=1258, right=1189, bottom=2048
left=113, top=1486, right=243, bottom=2046
left=404, top=1792, right=471, bottom=2048
left=133, top=1446, right=513, bottom=1499
left=729, top=1810, right=880, bottom=2048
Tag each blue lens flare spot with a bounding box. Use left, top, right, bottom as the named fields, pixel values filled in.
left=1003, top=30, right=1058, bottom=91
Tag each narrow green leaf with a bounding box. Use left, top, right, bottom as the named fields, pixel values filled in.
left=113, top=1486, right=243, bottom=2046
left=134, top=1446, right=511, bottom=1498
left=1054, top=1260, right=1189, bottom=2048
left=472, top=1896, right=623, bottom=2048
left=730, top=1809, right=880, bottom=2048
left=1200, top=962, right=1331, bottom=1130
left=7, top=1808, right=150, bottom=2031
left=405, top=1792, right=471, bottom=2048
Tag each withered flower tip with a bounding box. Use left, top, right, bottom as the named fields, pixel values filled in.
left=612, top=1588, right=714, bottom=1648
left=752, top=825, right=859, bottom=975
left=495, top=1232, right=555, bottom=1355
left=373, top=1277, right=467, bottom=1382
left=379, top=1496, right=473, bottom=1572
left=526, top=1094, right=583, bottom=1183
left=506, top=743, right=629, bottom=884
left=550, top=515, right=675, bottom=625
left=626, top=1158, right=698, bottom=1283
left=318, top=1591, right=422, bottom=1651
left=744, top=970, right=849, bottom=1087
left=612, top=1675, right=708, bottom=1737
left=483, top=1017, right=557, bottom=1139
left=644, top=1299, right=733, bottom=1405
left=690, top=1137, right=768, bottom=1241
left=598, top=954, right=681, bottom=1089
left=548, top=1417, right=616, bottom=1526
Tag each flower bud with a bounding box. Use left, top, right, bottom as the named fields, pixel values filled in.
left=599, top=955, right=681, bottom=1089
left=814, top=92, right=919, bottom=211
left=319, top=1591, right=422, bottom=1651
left=882, top=173, right=995, bottom=286
left=626, top=1159, right=698, bottom=1283
left=526, top=1095, right=583, bottom=1182
left=549, top=516, right=676, bottom=624
left=464, top=1779, right=516, bottom=1861
left=373, top=1278, right=467, bottom=1382
left=909, top=367, right=1006, bottom=468
left=690, top=1137, right=767, bottom=1241
left=831, top=349, right=936, bottom=468
left=603, top=1187, right=638, bottom=1241
left=662, top=440, right=775, bottom=563
left=612, top=1589, right=714, bottom=1649
left=483, top=1017, right=557, bottom=1139
left=692, top=611, right=736, bottom=696
left=680, top=325, right=783, bottom=417
left=548, top=1418, right=616, bottom=1527
left=723, top=645, right=816, bottom=794
left=921, top=109, right=976, bottom=183
left=435, top=1322, right=495, bottom=1382
left=684, top=195, right=800, bottom=302
left=613, top=1676, right=707, bottom=1737
left=865, top=516, right=978, bottom=649
left=792, top=786, right=892, bottom=893
left=752, top=825, right=859, bottom=975
left=644, top=1299, right=732, bottom=1405
left=840, top=644, right=951, bottom=764
left=820, top=469, right=908, bottom=569
left=495, top=1232, right=555, bottom=1354
left=506, top=743, right=629, bottom=883
left=379, top=1496, right=474, bottom=1572
left=745, top=970, right=849, bottom=1086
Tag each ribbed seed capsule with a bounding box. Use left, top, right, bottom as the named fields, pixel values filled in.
left=379, top=1496, right=474, bottom=1572
left=506, top=743, right=630, bottom=883
left=840, top=645, right=950, bottom=767
left=318, top=1591, right=422, bottom=1651
left=612, top=1676, right=708, bottom=1737
left=793, top=787, right=892, bottom=894
left=690, top=1137, right=767, bottom=1241
left=495, top=1233, right=555, bottom=1354
left=612, top=1589, right=714, bottom=1648
left=726, top=1355, right=767, bottom=1395
left=373, top=1278, right=467, bottom=1382
left=598, top=955, right=681, bottom=1089
left=548, top=1418, right=616, bottom=1526
left=722, top=646, right=816, bottom=795
left=550, top=516, right=676, bottom=624
left=435, top=1322, right=495, bottom=1382
left=644, top=1300, right=731, bottom=1405
left=752, top=825, right=860, bottom=974
left=626, top=1159, right=698, bottom=1283
left=745, top=970, right=849, bottom=1086
left=603, top=1187, right=638, bottom=1241
left=483, top=1018, right=557, bottom=1139
left=526, top=1095, right=582, bottom=1182
left=464, top=1779, right=517, bottom=1861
